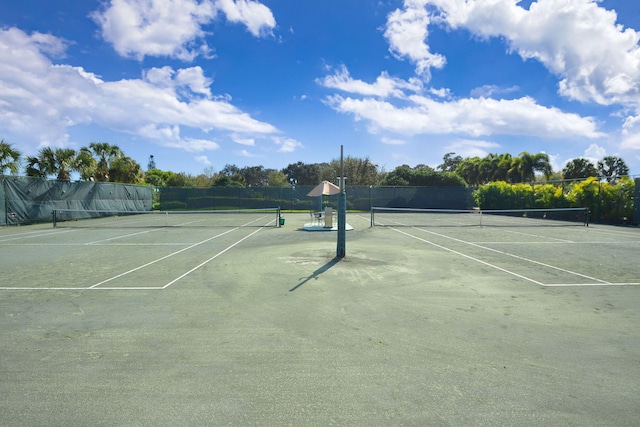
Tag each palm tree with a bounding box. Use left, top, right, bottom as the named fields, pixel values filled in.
left=76, top=148, right=98, bottom=181
left=87, top=142, right=123, bottom=181
left=25, top=147, right=77, bottom=180
left=455, top=157, right=482, bottom=185
left=511, top=152, right=552, bottom=182
left=0, top=139, right=21, bottom=175
left=495, top=153, right=513, bottom=182
left=25, top=156, right=47, bottom=178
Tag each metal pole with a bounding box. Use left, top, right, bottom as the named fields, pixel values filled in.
left=337, top=145, right=346, bottom=258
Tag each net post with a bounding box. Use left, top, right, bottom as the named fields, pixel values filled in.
left=370, top=207, right=374, bottom=227
left=277, top=207, right=281, bottom=227
left=585, top=208, right=590, bottom=227
left=52, top=210, right=57, bottom=228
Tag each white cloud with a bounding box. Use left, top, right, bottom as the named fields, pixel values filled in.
left=426, top=0, right=640, bottom=105
left=384, top=0, right=446, bottom=79
left=143, top=66, right=213, bottom=98
left=470, top=84, right=519, bottom=98
left=195, top=155, right=213, bottom=165
left=428, top=87, right=451, bottom=98
left=237, top=148, right=256, bottom=157
left=231, top=134, right=255, bottom=146
left=272, top=136, right=303, bottom=153
left=621, top=114, right=640, bottom=150
left=584, top=143, right=607, bottom=159
left=92, top=0, right=276, bottom=60
left=0, top=28, right=277, bottom=155
left=215, top=0, right=276, bottom=37
left=381, top=136, right=407, bottom=145
left=326, top=94, right=603, bottom=139
left=318, top=65, right=423, bottom=98
left=92, top=0, right=216, bottom=60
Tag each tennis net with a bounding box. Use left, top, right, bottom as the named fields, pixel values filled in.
left=52, top=207, right=282, bottom=228
left=370, top=207, right=589, bottom=227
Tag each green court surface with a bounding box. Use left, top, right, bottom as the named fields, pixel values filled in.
left=1, top=212, right=639, bottom=425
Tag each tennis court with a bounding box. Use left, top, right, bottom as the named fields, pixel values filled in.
left=1, top=211, right=639, bottom=425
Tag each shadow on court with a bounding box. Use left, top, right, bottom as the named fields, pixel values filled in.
left=289, top=256, right=342, bottom=292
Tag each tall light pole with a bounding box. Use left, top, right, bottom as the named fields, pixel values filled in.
left=337, top=145, right=346, bottom=258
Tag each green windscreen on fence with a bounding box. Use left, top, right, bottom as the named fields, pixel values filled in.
left=2, top=176, right=153, bottom=225
left=157, top=185, right=476, bottom=212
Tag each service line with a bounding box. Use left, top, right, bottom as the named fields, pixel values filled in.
left=390, top=227, right=545, bottom=286
left=162, top=226, right=264, bottom=289
left=89, top=227, right=242, bottom=288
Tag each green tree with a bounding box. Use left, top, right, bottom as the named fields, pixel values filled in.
left=437, top=152, right=463, bottom=173
left=380, top=164, right=465, bottom=186
left=282, top=162, right=322, bottom=185
left=166, top=172, right=190, bottom=187
left=212, top=175, right=245, bottom=187
left=145, top=168, right=170, bottom=186
left=75, top=148, right=97, bottom=181
left=25, top=156, right=47, bottom=178
left=597, top=156, right=629, bottom=183
left=327, top=156, right=380, bottom=186
left=379, top=164, right=412, bottom=186
left=25, top=147, right=77, bottom=180
left=240, top=165, right=268, bottom=186
left=0, top=139, right=21, bottom=175
left=510, top=152, right=552, bottom=183
left=109, top=156, right=143, bottom=183
left=455, top=157, right=482, bottom=185
left=267, top=170, right=289, bottom=186
left=83, top=142, right=124, bottom=181
left=562, top=158, right=598, bottom=180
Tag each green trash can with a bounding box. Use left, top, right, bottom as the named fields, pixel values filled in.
left=279, top=217, right=285, bottom=226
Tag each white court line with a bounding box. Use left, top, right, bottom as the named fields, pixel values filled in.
left=500, top=228, right=574, bottom=243
left=415, top=227, right=611, bottom=285
left=376, top=217, right=638, bottom=287
left=162, top=226, right=265, bottom=289
left=0, top=228, right=78, bottom=242
left=0, top=224, right=267, bottom=291
left=0, top=286, right=164, bottom=290
left=87, top=227, right=164, bottom=245
left=543, top=282, right=640, bottom=287
left=88, top=227, right=242, bottom=288
left=391, top=227, right=545, bottom=286
left=91, top=217, right=274, bottom=289
left=583, top=225, right=640, bottom=239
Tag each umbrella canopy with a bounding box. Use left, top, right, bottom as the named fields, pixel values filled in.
left=307, top=180, right=341, bottom=197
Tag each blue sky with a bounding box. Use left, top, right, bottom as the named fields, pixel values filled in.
left=2, top=0, right=640, bottom=177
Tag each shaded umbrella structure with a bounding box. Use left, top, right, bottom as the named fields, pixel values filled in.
left=307, top=181, right=341, bottom=211
left=303, top=180, right=352, bottom=231
left=307, top=180, right=341, bottom=197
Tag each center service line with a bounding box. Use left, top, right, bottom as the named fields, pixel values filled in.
left=89, top=227, right=242, bottom=288
left=414, top=227, right=611, bottom=285
left=391, top=227, right=545, bottom=286
left=162, top=226, right=265, bottom=289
